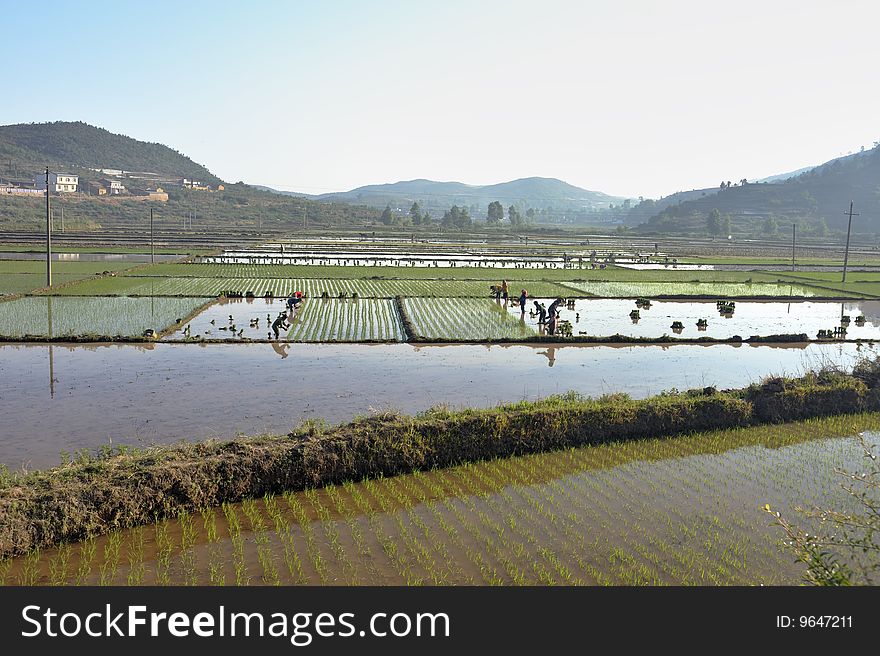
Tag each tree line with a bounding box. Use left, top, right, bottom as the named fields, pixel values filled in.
left=379, top=200, right=534, bottom=230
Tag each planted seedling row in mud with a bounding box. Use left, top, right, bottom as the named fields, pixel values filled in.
left=0, top=296, right=207, bottom=338
left=164, top=297, right=405, bottom=342
left=403, top=297, right=535, bottom=340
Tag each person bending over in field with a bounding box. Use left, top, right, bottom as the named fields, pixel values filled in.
left=271, top=312, right=290, bottom=339
left=546, top=297, right=564, bottom=335
left=286, top=291, right=304, bottom=312
left=533, top=300, right=547, bottom=324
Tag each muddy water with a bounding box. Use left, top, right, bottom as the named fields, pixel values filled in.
left=166, top=297, right=297, bottom=340
left=7, top=426, right=875, bottom=586
left=516, top=298, right=880, bottom=339
left=0, top=341, right=873, bottom=470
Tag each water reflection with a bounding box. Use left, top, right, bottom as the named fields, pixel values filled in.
left=0, top=341, right=871, bottom=470
left=538, top=346, right=557, bottom=366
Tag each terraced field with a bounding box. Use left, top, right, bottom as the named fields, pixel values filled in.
left=0, top=297, right=207, bottom=338
left=403, top=298, right=536, bottom=340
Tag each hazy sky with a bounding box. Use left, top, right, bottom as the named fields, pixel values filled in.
left=2, top=0, right=878, bottom=198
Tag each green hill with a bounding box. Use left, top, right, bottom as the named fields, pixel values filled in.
left=0, top=121, right=383, bottom=231
left=0, top=121, right=220, bottom=184
left=291, top=176, right=629, bottom=221
left=636, top=147, right=880, bottom=236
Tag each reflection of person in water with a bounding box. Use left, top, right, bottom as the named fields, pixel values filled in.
left=538, top=346, right=557, bottom=367
left=270, top=341, right=290, bottom=358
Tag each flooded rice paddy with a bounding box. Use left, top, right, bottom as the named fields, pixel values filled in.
left=5, top=420, right=875, bottom=585
left=167, top=297, right=406, bottom=341
left=0, top=341, right=872, bottom=470
left=516, top=298, right=880, bottom=340
left=561, top=280, right=821, bottom=297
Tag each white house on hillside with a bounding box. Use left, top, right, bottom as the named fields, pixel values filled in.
left=35, top=172, right=79, bottom=193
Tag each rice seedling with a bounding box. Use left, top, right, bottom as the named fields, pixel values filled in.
left=222, top=502, right=249, bottom=586
left=239, top=498, right=280, bottom=586
left=126, top=528, right=146, bottom=586
left=98, top=532, right=123, bottom=585
left=46, top=543, right=72, bottom=586
left=153, top=521, right=173, bottom=585
left=17, top=548, right=41, bottom=585
left=178, top=510, right=200, bottom=586
left=361, top=478, right=430, bottom=585
left=284, top=490, right=328, bottom=583
left=74, top=538, right=96, bottom=585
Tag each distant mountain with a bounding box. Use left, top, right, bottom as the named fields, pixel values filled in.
left=636, top=147, right=880, bottom=234
left=0, top=121, right=221, bottom=184
left=750, top=166, right=816, bottom=184
left=289, top=177, right=628, bottom=219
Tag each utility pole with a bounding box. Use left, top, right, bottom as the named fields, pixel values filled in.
left=45, top=167, right=52, bottom=287
left=150, top=208, right=155, bottom=264
left=60, top=206, right=64, bottom=233
left=303, top=206, right=307, bottom=231
left=791, top=223, right=796, bottom=271
left=842, top=200, right=859, bottom=283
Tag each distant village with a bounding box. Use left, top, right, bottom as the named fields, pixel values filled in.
left=0, top=168, right=225, bottom=202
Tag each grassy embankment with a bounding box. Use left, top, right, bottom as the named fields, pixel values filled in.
left=1, top=363, right=878, bottom=559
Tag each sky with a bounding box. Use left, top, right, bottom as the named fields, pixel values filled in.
left=2, top=0, right=879, bottom=199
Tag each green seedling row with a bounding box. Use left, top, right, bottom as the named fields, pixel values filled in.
left=0, top=296, right=207, bottom=337
left=285, top=298, right=405, bottom=341
left=40, top=276, right=572, bottom=299
left=403, top=297, right=536, bottom=340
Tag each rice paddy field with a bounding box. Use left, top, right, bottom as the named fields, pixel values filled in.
left=165, top=297, right=406, bottom=342
left=403, top=298, right=536, bottom=340
left=4, top=239, right=880, bottom=592
left=42, top=275, right=572, bottom=299
left=516, top=298, right=880, bottom=340
left=0, top=258, right=140, bottom=296
left=4, top=415, right=875, bottom=586
left=3, top=247, right=879, bottom=342
left=560, top=280, right=824, bottom=298
left=0, top=296, right=207, bottom=338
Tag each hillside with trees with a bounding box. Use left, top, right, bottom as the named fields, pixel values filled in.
left=0, top=121, right=220, bottom=184
left=634, top=146, right=880, bottom=236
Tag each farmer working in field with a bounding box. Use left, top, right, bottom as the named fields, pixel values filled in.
left=271, top=311, right=290, bottom=339
left=546, top=297, right=564, bottom=335
left=533, top=300, right=547, bottom=324
left=286, top=291, right=304, bottom=312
